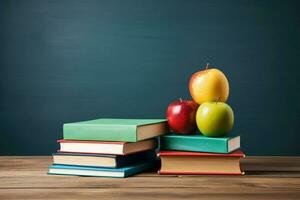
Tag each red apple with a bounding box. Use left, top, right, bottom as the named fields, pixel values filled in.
left=166, top=99, right=199, bottom=134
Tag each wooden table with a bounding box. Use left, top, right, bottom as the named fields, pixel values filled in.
left=1, top=156, right=300, bottom=200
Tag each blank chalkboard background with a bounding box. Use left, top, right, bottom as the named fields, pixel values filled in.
left=0, top=0, right=299, bottom=155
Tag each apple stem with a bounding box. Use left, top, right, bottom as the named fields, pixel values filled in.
left=179, top=98, right=183, bottom=102
left=206, top=63, right=209, bottom=70
left=216, top=96, right=221, bottom=104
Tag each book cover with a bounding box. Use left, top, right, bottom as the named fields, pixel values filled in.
left=158, top=150, right=245, bottom=175
left=160, top=134, right=240, bottom=153
left=57, top=139, right=157, bottom=155
left=158, top=150, right=245, bottom=157
left=53, top=149, right=157, bottom=168
left=63, top=118, right=167, bottom=142
left=48, top=160, right=158, bottom=178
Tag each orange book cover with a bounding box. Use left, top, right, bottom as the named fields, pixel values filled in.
left=158, top=150, right=245, bottom=175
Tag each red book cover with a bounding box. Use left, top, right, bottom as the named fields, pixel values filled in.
left=57, top=139, right=126, bottom=145
left=57, top=150, right=126, bottom=155
left=57, top=149, right=152, bottom=156
left=158, top=149, right=245, bottom=157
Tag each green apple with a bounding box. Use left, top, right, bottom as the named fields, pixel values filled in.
left=196, top=102, right=234, bottom=137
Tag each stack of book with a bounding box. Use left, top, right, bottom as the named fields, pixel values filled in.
left=158, top=134, right=244, bottom=175
left=48, top=118, right=168, bottom=178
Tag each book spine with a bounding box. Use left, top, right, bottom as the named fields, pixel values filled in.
left=160, top=136, right=229, bottom=153
left=116, top=150, right=157, bottom=168
left=124, top=161, right=157, bottom=177
left=63, top=124, right=138, bottom=142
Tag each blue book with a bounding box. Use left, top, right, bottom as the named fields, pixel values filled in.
left=48, top=160, right=157, bottom=178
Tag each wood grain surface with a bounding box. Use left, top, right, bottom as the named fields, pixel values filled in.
left=0, top=156, right=300, bottom=199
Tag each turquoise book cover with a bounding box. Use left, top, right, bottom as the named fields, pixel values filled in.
left=160, top=134, right=240, bottom=154
left=63, top=118, right=167, bottom=142
left=48, top=160, right=158, bottom=178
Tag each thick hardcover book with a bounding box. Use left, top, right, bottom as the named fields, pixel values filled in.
left=48, top=160, right=157, bottom=178
left=53, top=150, right=157, bottom=168
left=158, top=150, right=245, bottom=175
left=57, top=139, right=156, bottom=155
left=63, top=118, right=168, bottom=142
left=160, top=134, right=240, bottom=153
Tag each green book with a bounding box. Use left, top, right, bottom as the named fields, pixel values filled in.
left=63, top=118, right=168, bottom=142
left=160, top=134, right=240, bottom=153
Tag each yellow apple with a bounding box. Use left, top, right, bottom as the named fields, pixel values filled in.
left=189, top=68, right=229, bottom=104
left=196, top=102, right=234, bottom=137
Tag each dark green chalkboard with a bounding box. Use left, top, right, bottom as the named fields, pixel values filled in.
left=0, top=0, right=299, bottom=155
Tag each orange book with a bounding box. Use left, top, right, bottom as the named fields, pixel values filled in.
left=158, top=150, right=245, bottom=175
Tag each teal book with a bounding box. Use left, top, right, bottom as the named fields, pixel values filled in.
left=63, top=118, right=168, bottom=142
left=160, top=134, right=240, bottom=153
left=48, top=160, right=157, bottom=178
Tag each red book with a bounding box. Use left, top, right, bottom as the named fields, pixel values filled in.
left=158, top=150, right=245, bottom=175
